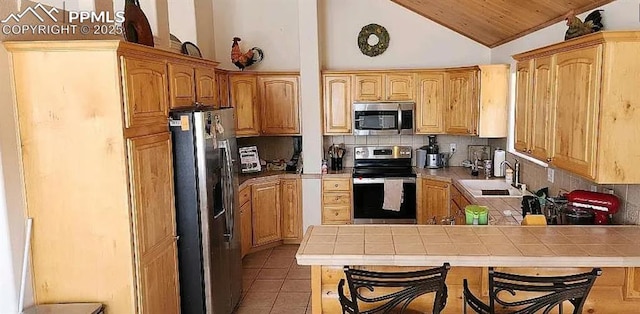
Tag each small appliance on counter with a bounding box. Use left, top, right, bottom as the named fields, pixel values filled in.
left=416, top=147, right=427, bottom=169
left=544, top=190, right=620, bottom=225
left=425, top=135, right=440, bottom=169
left=285, top=136, right=303, bottom=172
left=493, top=148, right=506, bottom=177
left=239, top=146, right=261, bottom=173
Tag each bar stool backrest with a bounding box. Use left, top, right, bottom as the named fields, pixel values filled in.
left=488, top=267, right=602, bottom=314
left=338, top=263, right=451, bottom=314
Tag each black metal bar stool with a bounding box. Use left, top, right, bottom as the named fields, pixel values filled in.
left=463, top=267, right=602, bottom=314
left=338, top=263, right=451, bottom=314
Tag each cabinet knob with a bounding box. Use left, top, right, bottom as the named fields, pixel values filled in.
left=334, top=184, right=339, bottom=187
left=546, top=158, right=552, bottom=162
left=528, top=150, right=532, bottom=153
left=335, top=197, right=340, bottom=201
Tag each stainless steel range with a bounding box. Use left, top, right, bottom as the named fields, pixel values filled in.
left=352, top=146, right=416, bottom=224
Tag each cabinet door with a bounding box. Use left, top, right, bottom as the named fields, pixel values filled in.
left=418, top=179, right=450, bottom=224
left=323, top=75, right=352, bottom=134
left=530, top=57, right=554, bottom=161
left=216, top=70, right=230, bottom=108
left=415, top=72, right=445, bottom=134
left=280, top=178, right=302, bottom=242
left=354, top=74, right=383, bottom=101
left=195, top=67, right=218, bottom=108
left=386, top=73, right=414, bottom=101
left=230, top=75, right=260, bottom=136
left=514, top=61, right=533, bottom=153
left=552, top=46, right=602, bottom=179
left=127, top=133, right=180, bottom=314
left=122, top=57, right=169, bottom=128
left=168, top=62, right=196, bottom=109
left=240, top=202, right=252, bottom=258
left=445, top=70, right=478, bottom=135
left=252, top=180, right=281, bottom=246
left=258, top=76, right=300, bottom=135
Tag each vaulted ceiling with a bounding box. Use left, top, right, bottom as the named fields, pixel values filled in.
left=391, top=0, right=615, bottom=47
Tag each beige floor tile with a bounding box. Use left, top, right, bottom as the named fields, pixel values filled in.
left=270, top=307, right=308, bottom=314
left=478, top=234, right=509, bottom=244
left=338, top=226, right=365, bottom=235
left=516, top=244, right=555, bottom=256
left=394, top=243, right=426, bottom=255
left=365, top=226, right=392, bottom=234
left=334, top=243, right=364, bottom=255
left=583, top=245, right=623, bottom=257
left=263, top=255, right=295, bottom=269
left=257, top=268, right=290, bottom=280
left=241, top=292, right=278, bottom=308
left=486, top=244, right=522, bottom=256
left=274, top=244, right=301, bottom=252
left=365, top=234, right=393, bottom=243
left=455, top=244, right=489, bottom=256
left=421, top=234, right=452, bottom=244
left=273, top=292, right=311, bottom=309
left=417, top=226, right=447, bottom=235
left=249, top=280, right=285, bottom=293
left=391, top=226, right=419, bottom=235
left=287, top=265, right=312, bottom=280
left=308, top=234, right=337, bottom=243
left=448, top=234, right=481, bottom=244
left=242, top=278, right=255, bottom=293
left=281, top=279, right=311, bottom=292
left=365, top=243, right=395, bottom=254
left=336, top=234, right=365, bottom=243
left=424, top=244, right=459, bottom=255
left=303, top=244, right=334, bottom=254
left=311, top=226, right=338, bottom=235
left=546, top=245, right=588, bottom=257
left=234, top=306, right=273, bottom=314
left=243, top=268, right=261, bottom=280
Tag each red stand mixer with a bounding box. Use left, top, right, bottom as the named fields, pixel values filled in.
left=566, top=190, right=621, bottom=225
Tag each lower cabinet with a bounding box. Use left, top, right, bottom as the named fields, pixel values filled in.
left=280, top=178, right=303, bottom=243
left=417, top=179, right=450, bottom=224
left=321, top=178, right=353, bottom=225
left=240, top=201, right=252, bottom=258
left=252, top=180, right=282, bottom=246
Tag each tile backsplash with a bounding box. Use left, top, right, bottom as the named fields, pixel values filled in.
left=238, top=136, right=297, bottom=161
left=323, top=135, right=492, bottom=167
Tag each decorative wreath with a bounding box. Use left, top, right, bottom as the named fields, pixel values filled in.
left=357, top=23, right=390, bottom=57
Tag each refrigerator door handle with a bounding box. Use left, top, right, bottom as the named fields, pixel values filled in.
left=220, top=139, right=235, bottom=241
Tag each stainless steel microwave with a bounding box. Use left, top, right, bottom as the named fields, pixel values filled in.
left=353, top=102, right=414, bottom=136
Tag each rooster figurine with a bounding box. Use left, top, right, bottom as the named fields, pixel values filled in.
left=565, top=10, right=604, bottom=40
left=231, top=37, right=264, bottom=70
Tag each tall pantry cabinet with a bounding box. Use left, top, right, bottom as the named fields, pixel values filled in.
left=4, top=41, right=219, bottom=313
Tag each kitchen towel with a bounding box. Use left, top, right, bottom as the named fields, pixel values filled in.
left=382, top=179, right=404, bottom=212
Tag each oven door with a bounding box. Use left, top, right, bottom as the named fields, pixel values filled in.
left=352, top=177, right=416, bottom=224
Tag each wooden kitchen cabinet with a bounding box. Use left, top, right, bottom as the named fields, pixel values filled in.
left=168, top=62, right=196, bottom=109
left=445, top=69, right=478, bottom=135
left=4, top=41, right=218, bottom=313
left=321, top=178, right=352, bottom=225
left=417, top=179, right=450, bottom=224
left=258, top=76, right=300, bottom=135
left=354, top=73, right=384, bottom=101
left=415, top=72, right=445, bottom=134
left=385, top=73, right=414, bottom=101
left=514, top=61, right=533, bottom=153
left=530, top=57, right=554, bottom=161
left=280, top=178, right=302, bottom=243
left=323, top=74, right=353, bottom=134
left=230, top=74, right=260, bottom=136
left=240, top=185, right=252, bottom=258
left=251, top=180, right=282, bottom=246
left=216, top=70, right=230, bottom=108
left=195, top=67, right=218, bottom=107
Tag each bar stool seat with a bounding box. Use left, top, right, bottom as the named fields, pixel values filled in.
left=463, top=267, right=602, bottom=314
left=338, top=263, right=451, bottom=314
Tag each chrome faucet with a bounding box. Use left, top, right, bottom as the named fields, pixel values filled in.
left=500, top=160, right=521, bottom=188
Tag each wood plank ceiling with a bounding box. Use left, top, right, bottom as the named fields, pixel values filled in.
left=391, top=0, right=615, bottom=47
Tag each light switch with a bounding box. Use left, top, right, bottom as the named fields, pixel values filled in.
left=547, top=168, right=554, bottom=183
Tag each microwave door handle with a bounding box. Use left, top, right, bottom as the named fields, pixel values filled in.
left=397, top=105, right=402, bottom=134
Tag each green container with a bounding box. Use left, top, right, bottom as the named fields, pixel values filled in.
left=465, top=205, right=489, bottom=225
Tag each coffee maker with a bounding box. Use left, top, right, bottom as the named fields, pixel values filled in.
left=426, top=136, right=441, bottom=169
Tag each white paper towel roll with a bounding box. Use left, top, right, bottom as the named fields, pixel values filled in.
left=493, top=148, right=506, bottom=177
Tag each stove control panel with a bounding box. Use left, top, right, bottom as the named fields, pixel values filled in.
left=354, top=146, right=412, bottom=160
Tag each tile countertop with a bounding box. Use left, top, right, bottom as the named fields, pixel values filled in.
left=295, top=225, right=640, bottom=267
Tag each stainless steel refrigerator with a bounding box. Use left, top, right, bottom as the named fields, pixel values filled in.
left=170, top=107, right=242, bottom=314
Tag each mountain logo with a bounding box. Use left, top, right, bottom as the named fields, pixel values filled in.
left=2, top=3, right=59, bottom=23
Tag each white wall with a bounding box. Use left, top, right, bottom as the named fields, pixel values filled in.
left=168, top=0, right=197, bottom=44
left=320, top=0, right=492, bottom=70
left=213, top=0, right=300, bottom=71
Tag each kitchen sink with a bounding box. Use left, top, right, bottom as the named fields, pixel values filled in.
left=457, top=179, right=531, bottom=198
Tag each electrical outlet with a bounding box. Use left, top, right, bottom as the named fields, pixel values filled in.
left=603, top=188, right=615, bottom=195
left=547, top=168, right=555, bottom=183
left=449, top=143, right=457, bottom=153
left=590, top=185, right=598, bottom=192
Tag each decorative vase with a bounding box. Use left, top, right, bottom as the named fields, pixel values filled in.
left=122, top=0, right=154, bottom=47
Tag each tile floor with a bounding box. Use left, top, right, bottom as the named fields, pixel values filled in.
left=234, top=244, right=312, bottom=314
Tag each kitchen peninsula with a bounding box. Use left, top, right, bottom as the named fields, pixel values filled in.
left=296, top=225, right=640, bottom=313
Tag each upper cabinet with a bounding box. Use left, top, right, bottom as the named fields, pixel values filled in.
left=415, top=72, right=445, bottom=134
left=513, top=31, right=640, bottom=184
left=514, top=61, right=532, bottom=153
left=477, top=65, right=509, bottom=138
left=258, top=76, right=300, bottom=135
left=323, top=74, right=353, bottom=134
left=228, top=73, right=301, bottom=137
left=122, top=57, right=169, bottom=129
left=445, top=70, right=478, bottom=135
left=354, top=73, right=415, bottom=102
left=168, top=63, right=196, bottom=109
left=385, top=73, right=415, bottom=101
left=195, top=67, right=218, bottom=108
left=216, top=70, right=230, bottom=108
left=354, top=74, right=383, bottom=101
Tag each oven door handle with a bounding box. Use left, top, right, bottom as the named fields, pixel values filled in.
left=353, top=177, right=416, bottom=184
